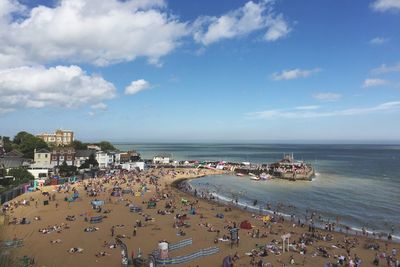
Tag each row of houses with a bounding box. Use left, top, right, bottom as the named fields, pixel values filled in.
left=1, top=142, right=174, bottom=181
left=32, top=148, right=142, bottom=168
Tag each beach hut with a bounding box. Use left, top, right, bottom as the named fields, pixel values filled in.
left=240, top=220, right=252, bottom=230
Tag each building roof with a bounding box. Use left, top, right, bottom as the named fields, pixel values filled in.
left=154, top=153, right=172, bottom=158
left=4, top=150, right=24, bottom=158
left=36, top=148, right=50, bottom=153
left=0, top=157, right=28, bottom=169
left=75, top=150, right=95, bottom=158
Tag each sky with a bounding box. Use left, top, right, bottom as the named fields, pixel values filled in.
left=0, top=0, right=400, bottom=143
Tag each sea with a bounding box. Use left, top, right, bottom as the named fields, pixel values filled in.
left=114, top=143, right=400, bottom=239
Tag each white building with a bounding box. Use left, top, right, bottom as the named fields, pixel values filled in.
left=37, top=129, right=74, bottom=146
left=96, top=152, right=111, bottom=169
left=153, top=153, right=172, bottom=164
left=121, top=161, right=145, bottom=171
left=96, top=151, right=120, bottom=169
left=108, top=152, right=120, bottom=165
left=34, top=148, right=51, bottom=166
left=74, top=150, right=95, bottom=168
left=27, top=167, right=50, bottom=179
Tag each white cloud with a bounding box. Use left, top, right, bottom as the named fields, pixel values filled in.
left=264, top=14, right=291, bottom=41
left=193, top=0, right=291, bottom=45
left=371, top=0, right=400, bottom=12
left=271, top=68, right=321, bottom=80
left=369, top=37, right=389, bottom=45
left=125, top=79, right=151, bottom=95
left=0, top=0, right=188, bottom=68
left=0, top=107, right=14, bottom=114
left=0, top=65, right=116, bottom=112
left=371, top=63, right=400, bottom=74
left=246, top=101, right=400, bottom=119
left=312, top=92, right=342, bottom=102
left=295, top=105, right=320, bottom=110
left=363, top=78, right=388, bottom=87
left=91, top=102, right=108, bottom=110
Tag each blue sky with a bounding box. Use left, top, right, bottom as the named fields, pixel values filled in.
left=0, top=0, right=399, bottom=142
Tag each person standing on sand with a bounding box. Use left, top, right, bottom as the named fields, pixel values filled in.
left=111, top=226, right=115, bottom=237
left=373, top=252, right=379, bottom=265
left=133, top=226, right=137, bottom=236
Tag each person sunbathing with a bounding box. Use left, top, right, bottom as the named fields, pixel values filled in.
left=95, top=251, right=110, bottom=257
left=177, top=229, right=186, bottom=236
left=84, top=227, right=99, bottom=232
left=66, top=215, right=76, bottom=221
left=68, top=247, right=83, bottom=253
left=50, top=239, right=62, bottom=244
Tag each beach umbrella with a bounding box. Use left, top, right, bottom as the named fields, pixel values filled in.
left=222, top=256, right=232, bottom=267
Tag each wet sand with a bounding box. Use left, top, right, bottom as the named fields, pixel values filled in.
left=1, top=167, right=398, bottom=267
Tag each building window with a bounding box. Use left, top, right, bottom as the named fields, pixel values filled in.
left=37, top=154, right=41, bottom=158
left=45, top=154, right=48, bottom=158
left=60, top=156, right=64, bottom=161
left=67, top=156, right=72, bottom=160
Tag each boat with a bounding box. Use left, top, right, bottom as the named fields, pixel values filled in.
left=250, top=176, right=260, bottom=181
left=248, top=172, right=256, bottom=177
left=259, top=173, right=270, bottom=180
left=236, top=173, right=244, bottom=177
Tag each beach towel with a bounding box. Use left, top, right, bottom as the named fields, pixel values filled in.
left=122, top=189, right=132, bottom=194
left=129, top=206, right=142, bottom=213
left=147, top=201, right=157, bottom=208
left=90, top=216, right=103, bottom=223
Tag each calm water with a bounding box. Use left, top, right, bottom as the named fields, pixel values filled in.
left=115, top=143, right=400, bottom=238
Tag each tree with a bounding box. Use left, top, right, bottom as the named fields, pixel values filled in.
left=13, top=131, right=31, bottom=145
left=79, top=153, right=99, bottom=169
left=59, top=161, right=77, bottom=177
left=12, top=131, right=49, bottom=158
left=7, top=168, right=34, bottom=185
left=98, top=141, right=117, bottom=151
left=0, top=136, right=13, bottom=152
left=72, top=140, right=87, bottom=150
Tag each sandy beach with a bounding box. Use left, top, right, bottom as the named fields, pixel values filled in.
left=1, top=167, right=399, bottom=267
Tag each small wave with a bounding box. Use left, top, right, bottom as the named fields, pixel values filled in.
left=351, top=227, right=400, bottom=242
left=211, top=192, right=292, bottom=218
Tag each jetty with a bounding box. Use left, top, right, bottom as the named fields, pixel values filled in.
left=233, top=153, right=315, bottom=181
